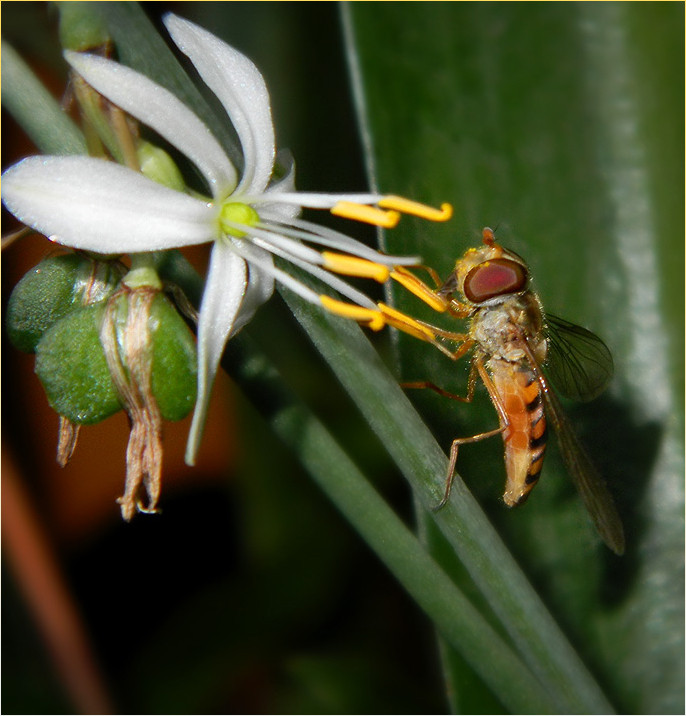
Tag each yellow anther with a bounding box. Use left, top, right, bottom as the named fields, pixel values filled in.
left=377, top=303, right=437, bottom=342
left=378, top=196, right=453, bottom=222
left=390, top=268, right=449, bottom=313
left=331, top=202, right=401, bottom=228
left=320, top=295, right=385, bottom=331
left=322, top=252, right=391, bottom=282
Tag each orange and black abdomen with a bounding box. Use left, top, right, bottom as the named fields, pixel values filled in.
left=489, top=359, right=547, bottom=507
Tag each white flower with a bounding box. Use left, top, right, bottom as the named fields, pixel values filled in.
left=1, top=14, right=452, bottom=465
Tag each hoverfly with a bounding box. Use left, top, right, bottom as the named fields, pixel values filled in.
left=383, top=227, right=624, bottom=554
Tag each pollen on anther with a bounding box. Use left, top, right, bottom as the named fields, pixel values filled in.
left=378, top=196, right=453, bottom=222
left=330, top=202, right=400, bottom=228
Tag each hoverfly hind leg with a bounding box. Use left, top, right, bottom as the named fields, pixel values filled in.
left=433, top=424, right=507, bottom=511
left=401, top=380, right=473, bottom=402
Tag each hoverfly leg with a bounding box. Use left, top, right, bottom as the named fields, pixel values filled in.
left=403, top=348, right=478, bottom=400
left=435, top=422, right=507, bottom=510
left=401, top=381, right=470, bottom=401
left=389, top=266, right=472, bottom=319
left=407, top=263, right=445, bottom=289
left=434, top=355, right=510, bottom=510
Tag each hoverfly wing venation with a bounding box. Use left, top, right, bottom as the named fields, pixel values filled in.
left=545, top=315, right=614, bottom=402
left=542, top=387, right=625, bottom=555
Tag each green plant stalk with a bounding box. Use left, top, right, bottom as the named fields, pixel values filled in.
left=158, top=247, right=601, bottom=713
left=1, top=41, right=87, bottom=156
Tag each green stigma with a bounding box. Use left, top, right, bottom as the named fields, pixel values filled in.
left=219, top=202, right=260, bottom=237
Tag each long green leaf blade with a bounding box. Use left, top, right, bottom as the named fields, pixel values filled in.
left=345, top=2, right=684, bottom=713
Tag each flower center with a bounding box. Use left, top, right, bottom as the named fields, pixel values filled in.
left=219, top=202, right=260, bottom=237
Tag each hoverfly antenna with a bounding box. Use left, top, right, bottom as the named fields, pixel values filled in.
left=482, top=227, right=496, bottom=245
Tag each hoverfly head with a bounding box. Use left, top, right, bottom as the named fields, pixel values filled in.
left=452, top=228, right=530, bottom=304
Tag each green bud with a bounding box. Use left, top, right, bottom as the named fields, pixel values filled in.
left=34, top=291, right=197, bottom=425
left=148, top=294, right=198, bottom=422
left=35, top=302, right=122, bottom=424
left=6, top=254, right=121, bottom=353
left=138, top=141, right=186, bottom=193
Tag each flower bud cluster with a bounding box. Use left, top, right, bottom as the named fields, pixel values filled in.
left=7, top=252, right=198, bottom=518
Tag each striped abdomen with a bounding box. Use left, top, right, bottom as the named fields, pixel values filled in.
left=489, top=359, right=547, bottom=506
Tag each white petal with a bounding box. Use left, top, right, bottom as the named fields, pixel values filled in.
left=185, top=242, right=248, bottom=465
left=260, top=152, right=300, bottom=223
left=164, top=14, right=275, bottom=195
left=1, top=156, right=215, bottom=252
left=65, top=51, right=237, bottom=197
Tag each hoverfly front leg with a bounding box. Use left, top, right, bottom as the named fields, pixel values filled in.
left=389, top=265, right=472, bottom=319
left=380, top=265, right=473, bottom=358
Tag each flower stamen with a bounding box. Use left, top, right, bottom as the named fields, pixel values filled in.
left=376, top=302, right=438, bottom=342
left=321, top=252, right=391, bottom=282
left=319, top=295, right=386, bottom=331
left=330, top=202, right=401, bottom=228
left=378, top=195, right=453, bottom=222
left=390, top=266, right=451, bottom=313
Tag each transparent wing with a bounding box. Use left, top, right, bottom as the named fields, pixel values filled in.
left=518, top=334, right=624, bottom=554
left=545, top=315, right=614, bottom=402
left=541, top=384, right=625, bottom=555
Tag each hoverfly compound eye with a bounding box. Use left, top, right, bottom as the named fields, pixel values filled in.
left=463, top=259, right=528, bottom=303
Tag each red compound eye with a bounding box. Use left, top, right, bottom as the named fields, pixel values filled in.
left=463, top=258, right=527, bottom=303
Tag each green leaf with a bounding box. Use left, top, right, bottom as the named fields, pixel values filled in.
left=1, top=40, right=87, bottom=155
left=345, top=2, right=684, bottom=713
